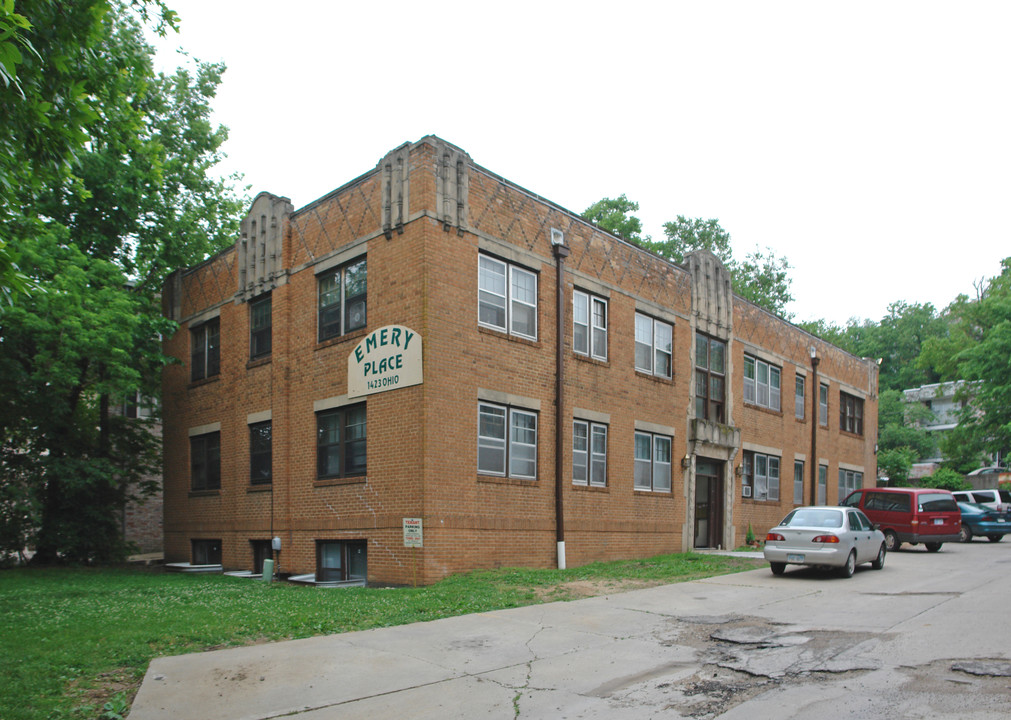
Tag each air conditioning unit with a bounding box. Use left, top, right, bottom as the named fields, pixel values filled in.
left=742, top=486, right=753, bottom=498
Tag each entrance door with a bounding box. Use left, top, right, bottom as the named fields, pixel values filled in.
left=694, top=459, right=724, bottom=548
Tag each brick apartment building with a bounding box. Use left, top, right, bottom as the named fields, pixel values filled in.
left=161, top=135, right=878, bottom=586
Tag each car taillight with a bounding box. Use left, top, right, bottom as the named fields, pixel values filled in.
left=812, top=535, right=840, bottom=543
left=766, top=533, right=785, bottom=542
left=911, top=519, right=919, bottom=526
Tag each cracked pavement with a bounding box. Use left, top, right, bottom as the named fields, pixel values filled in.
left=131, top=541, right=1011, bottom=719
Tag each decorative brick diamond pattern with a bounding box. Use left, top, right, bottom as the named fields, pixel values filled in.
left=290, top=177, right=382, bottom=266
left=181, top=249, right=236, bottom=318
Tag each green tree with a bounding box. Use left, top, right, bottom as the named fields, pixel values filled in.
left=877, top=447, right=916, bottom=486
left=920, top=467, right=970, bottom=492
left=0, top=1, right=242, bottom=563
left=581, top=194, right=648, bottom=244
left=942, top=259, right=1011, bottom=468
left=656, top=215, right=734, bottom=264
left=581, top=198, right=795, bottom=317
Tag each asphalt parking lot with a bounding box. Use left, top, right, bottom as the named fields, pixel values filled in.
left=131, top=540, right=1011, bottom=719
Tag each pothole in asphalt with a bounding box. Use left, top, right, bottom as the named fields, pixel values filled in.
left=893, top=658, right=1011, bottom=715
left=612, top=615, right=880, bottom=719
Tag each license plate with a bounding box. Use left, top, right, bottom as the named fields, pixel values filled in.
left=999, top=519, right=1006, bottom=523
left=933, top=518, right=944, bottom=525
left=787, top=554, right=804, bottom=563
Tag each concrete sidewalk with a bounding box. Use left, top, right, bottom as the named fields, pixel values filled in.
left=129, top=548, right=1011, bottom=719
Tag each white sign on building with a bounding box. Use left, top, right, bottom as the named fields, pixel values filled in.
left=403, top=518, right=423, bottom=548
left=348, top=325, right=423, bottom=398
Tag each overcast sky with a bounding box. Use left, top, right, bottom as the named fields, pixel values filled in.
left=151, top=1, right=1010, bottom=326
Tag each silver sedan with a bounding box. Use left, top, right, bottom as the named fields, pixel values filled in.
left=763, top=506, right=887, bottom=577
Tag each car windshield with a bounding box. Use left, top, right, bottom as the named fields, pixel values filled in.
left=957, top=502, right=988, bottom=514
left=781, top=509, right=843, bottom=528
left=919, top=493, right=958, bottom=512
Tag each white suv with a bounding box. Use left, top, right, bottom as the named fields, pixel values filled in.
left=952, top=488, right=1011, bottom=513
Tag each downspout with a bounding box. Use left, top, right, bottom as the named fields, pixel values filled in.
left=553, top=235, right=570, bottom=569
left=809, top=348, right=820, bottom=504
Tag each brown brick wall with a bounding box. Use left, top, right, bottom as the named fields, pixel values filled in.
left=162, top=136, right=878, bottom=585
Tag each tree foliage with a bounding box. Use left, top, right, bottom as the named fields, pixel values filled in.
left=0, top=1, right=243, bottom=564
left=580, top=199, right=794, bottom=317
left=581, top=194, right=647, bottom=244
left=919, top=467, right=971, bottom=492
left=941, top=259, right=1011, bottom=468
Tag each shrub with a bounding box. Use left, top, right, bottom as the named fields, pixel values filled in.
left=920, top=467, right=970, bottom=492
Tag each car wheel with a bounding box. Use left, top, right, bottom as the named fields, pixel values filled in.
left=960, top=524, right=973, bottom=543
left=770, top=562, right=785, bottom=576
left=837, top=550, right=856, bottom=578
left=988, top=535, right=1003, bottom=543
left=884, top=530, right=900, bottom=552
left=871, top=543, right=886, bottom=570
left=925, top=542, right=943, bottom=552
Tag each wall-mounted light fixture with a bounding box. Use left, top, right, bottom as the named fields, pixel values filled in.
left=734, top=465, right=743, bottom=477
left=681, top=456, right=691, bottom=469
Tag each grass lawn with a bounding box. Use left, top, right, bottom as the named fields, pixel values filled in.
left=0, top=552, right=762, bottom=720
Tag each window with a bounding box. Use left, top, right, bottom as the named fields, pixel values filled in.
left=794, top=460, right=804, bottom=504
left=818, top=464, right=827, bottom=504
left=316, top=540, right=367, bottom=583
left=838, top=469, right=863, bottom=502
left=190, top=432, right=220, bottom=491
left=635, top=313, right=673, bottom=378
left=318, top=258, right=367, bottom=342
left=634, top=431, right=672, bottom=492
left=573, top=291, right=607, bottom=360
left=743, top=356, right=781, bottom=411
left=250, top=295, right=272, bottom=360
left=839, top=392, right=864, bottom=435
left=249, top=421, right=272, bottom=485
left=819, top=383, right=829, bottom=426
left=317, top=404, right=367, bottom=479
left=695, top=333, right=726, bottom=422
left=478, top=254, right=537, bottom=340
left=795, top=375, right=805, bottom=419
left=478, top=402, right=538, bottom=479
left=743, top=451, right=780, bottom=501
left=191, top=539, right=221, bottom=565
left=122, top=391, right=154, bottom=419
left=191, top=318, right=220, bottom=381
left=573, top=420, right=607, bottom=487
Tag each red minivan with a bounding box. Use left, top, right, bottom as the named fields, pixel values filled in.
left=841, top=488, right=961, bottom=552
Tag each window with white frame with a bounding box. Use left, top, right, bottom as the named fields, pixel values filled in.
left=572, top=419, right=607, bottom=487
left=818, top=464, right=827, bottom=504
left=819, top=383, right=829, bottom=426
left=478, top=402, right=537, bottom=479
left=838, top=469, right=863, bottom=502
left=573, top=291, right=607, bottom=360
left=743, top=355, right=781, bottom=411
left=634, top=431, right=672, bottom=492
left=794, top=460, right=804, bottom=504
left=743, top=451, right=780, bottom=501
left=635, top=313, right=673, bottom=378
left=478, top=254, right=537, bottom=340
left=795, top=375, right=805, bottom=419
